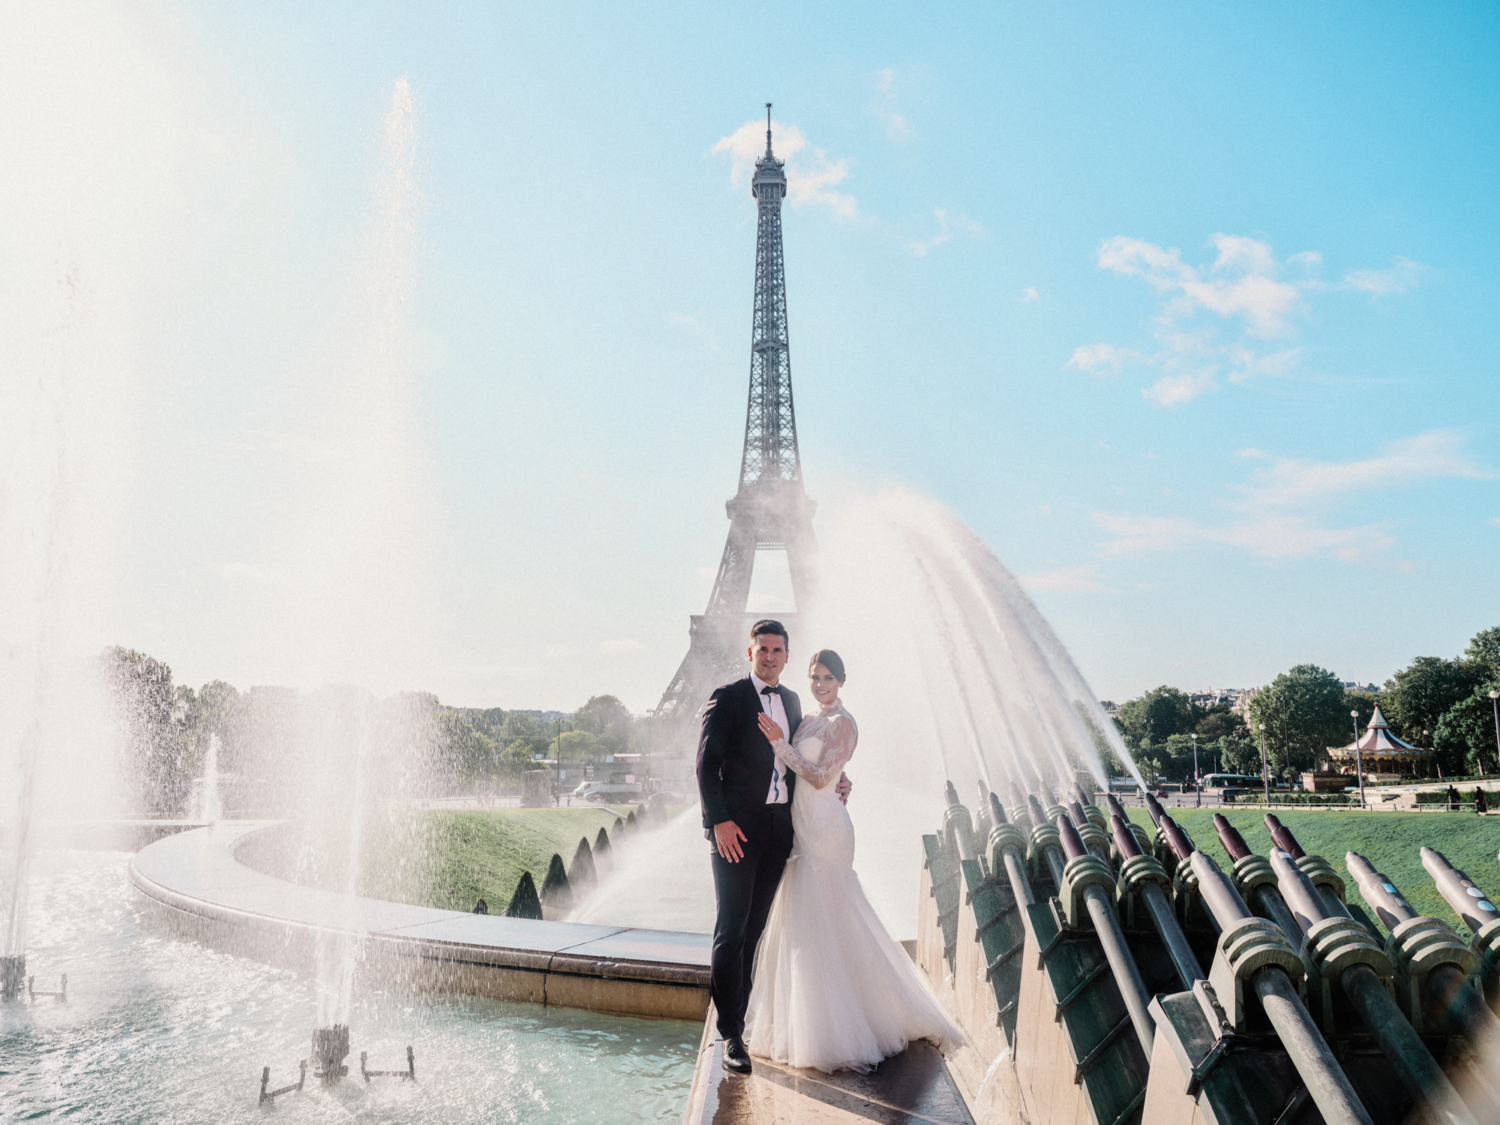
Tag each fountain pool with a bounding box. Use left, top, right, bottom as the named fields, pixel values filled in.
left=1, top=849, right=699, bottom=1123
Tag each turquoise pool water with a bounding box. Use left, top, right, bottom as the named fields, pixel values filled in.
left=0, top=850, right=698, bottom=1123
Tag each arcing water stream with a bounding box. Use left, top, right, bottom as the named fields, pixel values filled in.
left=572, top=488, right=1142, bottom=938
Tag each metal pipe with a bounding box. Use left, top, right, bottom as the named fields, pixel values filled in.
left=1346, top=852, right=1500, bottom=1072
left=1110, top=812, right=1202, bottom=990
left=1210, top=814, right=1304, bottom=941
left=1188, top=852, right=1375, bottom=1125
left=1264, top=814, right=1350, bottom=919
left=989, top=799, right=1035, bottom=908
left=1255, top=966, right=1375, bottom=1125
left=1263, top=813, right=1304, bottom=858
left=1269, top=851, right=1478, bottom=1125
left=1067, top=800, right=1110, bottom=860
left=1056, top=815, right=1156, bottom=1056
left=1421, top=847, right=1500, bottom=936
left=1027, top=795, right=1067, bottom=885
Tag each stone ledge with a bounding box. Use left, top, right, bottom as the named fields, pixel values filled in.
left=129, top=821, right=709, bottom=1020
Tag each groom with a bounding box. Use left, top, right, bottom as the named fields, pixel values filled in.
left=696, top=619, right=850, bottom=1075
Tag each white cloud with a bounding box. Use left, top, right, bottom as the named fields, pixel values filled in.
left=1081, top=237, right=1427, bottom=406
left=1091, top=429, right=1491, bottom=567
left=872, top=69, right=914, bottom=145
left=1019, top=565, right=1112, bottom=593
left=1345, top=256, right=1424, bottom=296
left=1098, top=233, right=1306, bottom=339
left=1490, top=516, right=1500, bottom=528
left=1232, top=430, right=1488, bottom=509
left=1066, top=343, right=1142, bottom=374
left=1019, top=286, right=1041, bottom=303
left=712, top=118, right=857, bottom=219
left=1143, top=370, right=1217, bottom=406
left=909, top=209, right=986, bottom=256
left=1075, top=234, right=1420, bottom=407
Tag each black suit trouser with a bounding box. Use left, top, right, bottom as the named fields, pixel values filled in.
left=708, top=802, right=793, bottom=1040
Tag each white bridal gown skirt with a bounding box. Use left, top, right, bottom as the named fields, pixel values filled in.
left=744, top=779, right=964, bottom=1073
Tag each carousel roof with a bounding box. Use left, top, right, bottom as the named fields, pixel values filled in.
left=1327, top=703, right=1433, bottom=759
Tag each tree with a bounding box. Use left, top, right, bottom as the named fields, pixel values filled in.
left=557, top=728, right=602, bottom=761
left=1464, top=626, right=1500, bottom=680
left=1114, top=686, right=1198, bottom=749
left=1434, top=682, right=1500, bottom=776
left=99, top=646, right=192, bottom=816
left=573, top=695, right=633, bottom=757
left=1383, top=656, right=1483, bottom=747
left=1194, top=707, right=1246, bottom=741
left=1213, top=733, right=1261, bottom=776
left=1247, top=665, right=1349, bottom=775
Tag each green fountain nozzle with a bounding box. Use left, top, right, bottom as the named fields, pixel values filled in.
left=1104, top=792, right=1127, bottom=819
left=311, top=1024, right=351, bottom=1083
left=944, top=779, right=960, bottom=807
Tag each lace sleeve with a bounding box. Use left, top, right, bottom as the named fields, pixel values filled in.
left=773, top=715, right=856, bottom=790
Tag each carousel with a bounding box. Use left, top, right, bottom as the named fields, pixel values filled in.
left=1326, top=702, right=1435, bottom=778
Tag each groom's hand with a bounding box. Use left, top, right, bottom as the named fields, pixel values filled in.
left=714, top=820, right=747, bottom=863
left=837, top=772, right=852, bottom=804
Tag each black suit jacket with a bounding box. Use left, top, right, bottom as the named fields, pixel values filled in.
left=696, top=677, right=803, bottom=830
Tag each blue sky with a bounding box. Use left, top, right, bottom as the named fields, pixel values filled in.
left=11, top=1, right=1498, bottom=710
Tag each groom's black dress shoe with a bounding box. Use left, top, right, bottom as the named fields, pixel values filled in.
left=723, top=1037, right=753, bottom=1075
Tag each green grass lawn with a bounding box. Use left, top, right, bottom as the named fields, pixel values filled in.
left=240, top=806, right=642, bottom=914
left=399, top=807, right=632, bottom=912
left=1121, top=806, right=1500, bottom=935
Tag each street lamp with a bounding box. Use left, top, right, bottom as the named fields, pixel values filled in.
left=1192, top=733, right=1200, bottom=807
left=1490, top=690, right=1499, bottom=776
left=1258, top=722, right=1270, bottom=805
left=1351, top=709, right=1366, bottom=811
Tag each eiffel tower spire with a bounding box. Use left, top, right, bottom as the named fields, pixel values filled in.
left=654, top=106, right=818, bottom=734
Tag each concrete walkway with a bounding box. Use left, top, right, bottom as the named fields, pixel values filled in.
left=130, top=821, right=711, bottom=1019
left=682, top=1010, right=974, bottom=1125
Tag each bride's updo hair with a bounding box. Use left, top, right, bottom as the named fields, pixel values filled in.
left=810, top=649, right=846, bottom=683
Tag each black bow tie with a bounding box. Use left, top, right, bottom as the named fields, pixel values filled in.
left=760, top=685, right=782, bottom=696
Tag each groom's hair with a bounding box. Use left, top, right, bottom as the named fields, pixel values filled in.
left=749, top=619, right=789, bottom=644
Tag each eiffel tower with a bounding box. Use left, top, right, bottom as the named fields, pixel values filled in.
left=654, top=106, right=817, bottom=744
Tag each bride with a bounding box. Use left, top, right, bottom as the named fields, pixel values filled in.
left=745, top=648, right=964, bottom=1073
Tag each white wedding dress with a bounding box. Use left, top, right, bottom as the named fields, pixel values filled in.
left=744, top=702, right=964, bottom=1073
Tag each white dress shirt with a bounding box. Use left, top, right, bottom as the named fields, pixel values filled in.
left=751, top=671, right=790, bottom=804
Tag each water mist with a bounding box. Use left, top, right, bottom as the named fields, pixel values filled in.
left=581, top=489, right=1140, bottom=938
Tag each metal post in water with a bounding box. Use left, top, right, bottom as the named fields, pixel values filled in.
left=0, top=955, right=24, bottom=1002
left=1269, top=850, right=1478, bottom=1125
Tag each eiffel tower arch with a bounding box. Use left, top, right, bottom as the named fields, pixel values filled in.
left=654, top=107, right=818, bottom=746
